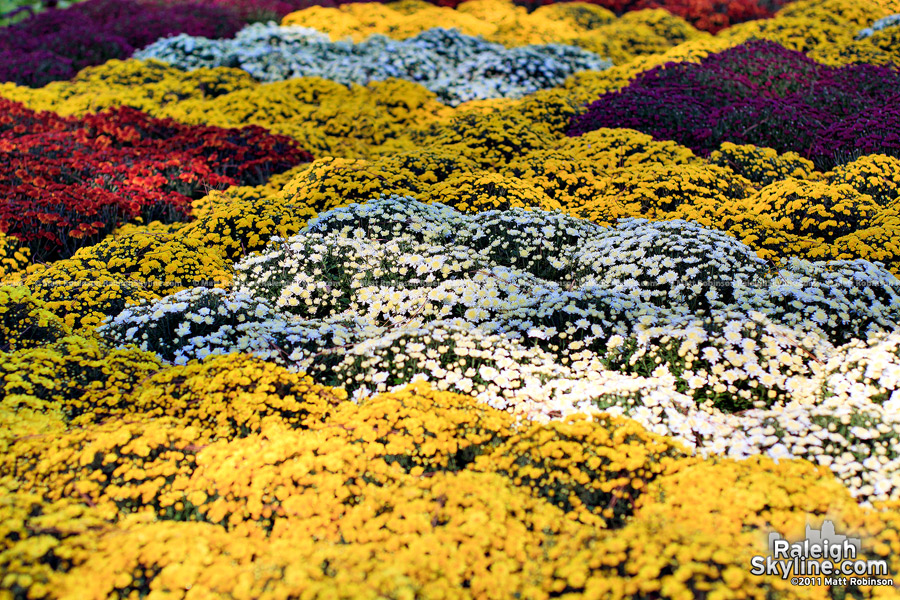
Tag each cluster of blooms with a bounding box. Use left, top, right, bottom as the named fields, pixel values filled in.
left=710, top=157, right=900, bottom=273
left=614, top=0, right=794, bottom=33
left=0, top=230, right=30, bottom=282
left=1, top=59, right=454, bottom=158
left=698, top=0, right=900, bottom=67
left=135, top=25, right=611, bottom=105
left=3, top=376, right=899, bottom=598
left=278, top=0, right=789, bottom=36
left=20, top=230, right=234, bottom=331
left=91, top=198, right=900, bottom=502
left=708, top=141, right=817, bottom=186
left=0, top=285, right=68, bottom=352
left=0, top=0, right=242, bottom=87
left=279, top=0, right=714, bottom=63
left=280, top=0, right=499, bottom=41
left=0, top=334, right=162, bottom=440
left=828, top=153, right=900, bottom=206
left=216, top=114, right=900, bottom=275
left=475, top=414, right=688, bottom=526
left=0, top=97, right=311, bottom=262
left=569, top=39, right=900, bottom=169
left=563, top=8, right=709, bottom=65
left=9, top=166, right=311, bottom=332
left=722, top=0, right=890, bottom=45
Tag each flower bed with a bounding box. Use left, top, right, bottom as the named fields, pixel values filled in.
left=274, top=0, right=793, bottom=33
left=3, top=0, right=900, bottom=598
left=0, top=97, right=312, bottom=261
left=0, top=0, right=243, bottom=87
left=135, top=25, right=612, bottom=105
left=569, top=39, right=900, bottom=169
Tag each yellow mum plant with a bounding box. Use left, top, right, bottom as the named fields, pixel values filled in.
left=0, top=59, right=255, bottom=117
left=421, top=110, right=557, bottom=168
left=23, top=230, right=231, bottom=331
left=422, top=173, right=563, bottom=213
left=313, top=381, right=516, bottom=473
left=2, top=418, right=206, bottom=521
left=709, top=142, right=820, bottom=187
left=0, top=286, right=69, bottom=352
left=282, top=157, right=421, bottom=214
left=184, top=427, right=407, bottom=536
left=182, top=177, right=317, bottom=261
left=0, top=335, right=162, bottom=423
left=129, top=353, right=344, bottom=440
left=827, top=154, right=900, bottom=207
left=748, top=178, right=881, bottom=243
left=0, top=487, right=109, bottom=600
left=473, top=413, right=689, bottom=527
left=0, top=231, right=31, bottom=284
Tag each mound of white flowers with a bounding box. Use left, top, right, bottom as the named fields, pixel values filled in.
left=134, top=25, right=612, bottom=105
left=98, top=196, right=900, bottom=504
